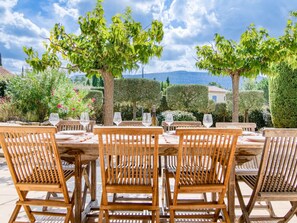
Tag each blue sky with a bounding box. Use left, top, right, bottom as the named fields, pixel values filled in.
left=0, top=0, right=296, bottom=74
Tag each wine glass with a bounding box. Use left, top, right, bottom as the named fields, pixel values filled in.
left=164, top=113, right=174, bottom=132
left=203, top=114, right=213, bottom=128
left=142, top=113, right=152, bottom=127
left=49, top=113, right=60, bottom=126
left=113, top=112, right=122, bottom=126
left=80, top=112, right=90, bottom=130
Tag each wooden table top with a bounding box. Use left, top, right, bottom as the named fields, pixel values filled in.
left=56, top=132, right=264, bottom=165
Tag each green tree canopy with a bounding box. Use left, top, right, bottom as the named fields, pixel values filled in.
left=24, top=0, right=163, bottom=125
left=238, top=90, right=264, bottom=122
left=166, top=84, right=208, bottom=112
left=196, top=24, right=279, bottom=122
left=114, top=78, right=161, bottom=120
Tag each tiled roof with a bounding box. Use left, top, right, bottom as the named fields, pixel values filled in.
left=208, top=86, right=228, bottom=93
left=0, top=66, right=14, bottom=79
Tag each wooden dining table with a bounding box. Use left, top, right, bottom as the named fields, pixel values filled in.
left=56, top=131, right=264, bottom=222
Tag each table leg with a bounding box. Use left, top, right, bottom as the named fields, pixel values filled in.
left=228, top=162, right=236, bottom=222
left=74, top=153, right=82, bottom=222
left=91, top=160, right=96, bottom=201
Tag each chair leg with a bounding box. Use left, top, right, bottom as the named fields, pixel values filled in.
left=235, top=178, right=251, bottom=223
left=222, top=207, right=231, bottom=223
left=282, top=201, right=297, bottom=223
left=8, top=204, right=22, bottom=223
left=169, top=209, right=175, bottom=223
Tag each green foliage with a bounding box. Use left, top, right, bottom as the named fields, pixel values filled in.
left=83, top=89, right=103, bottom=122
left=0, top=97, right=21, bottom=121
left=158, top=95, right=169, bottom=112
left=256, top=78, right=269, bottom=104
left=166, top=84, right=208, bottom=112
left=196, top=24, right=279, bottom=121
left=213, top=103, right=230, bottom=122
left=200, top=100, right=216, bottom=114
left=6, top=70, right=94, bottom=122
left=161, top=110, right=197, bottom=122
left=23, top=1, right=164, bottom=125
left=0, top=80, right=7, bottom=97
left=239, top=90, right=264, bottom=122
left=269, top=63, right=297, bottom=127
left=114, top=78, right=161, bottom=119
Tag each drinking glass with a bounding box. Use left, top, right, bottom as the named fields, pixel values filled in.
left=142, top=113, right=152, bottom=127
left=49, top=113, right=60, bottom=126
left=203, top=114, right=213, bottom=128
left=113, top=112, right=122, bottom=126
left=80, top=112, right=90, bottom=130
left=164, top=113, right=174, bottom=132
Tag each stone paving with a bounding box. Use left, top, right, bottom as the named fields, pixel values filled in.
left=0, top=157, right=296, bottom=222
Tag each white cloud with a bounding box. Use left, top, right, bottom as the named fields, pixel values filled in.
left=53, top=3, right=79, bottom=19
left=0, top=0, right=17, bottom=10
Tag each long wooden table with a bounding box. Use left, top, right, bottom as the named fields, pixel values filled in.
left=57, top=132, right=264, bottom=222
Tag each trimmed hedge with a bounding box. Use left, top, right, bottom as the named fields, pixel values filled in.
left=269, top=63, right=297, bottom=127
left=166, top=84, right=208, bottom=112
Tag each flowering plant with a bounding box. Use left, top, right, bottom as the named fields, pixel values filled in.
left=49, top=85, right=94, bottom=119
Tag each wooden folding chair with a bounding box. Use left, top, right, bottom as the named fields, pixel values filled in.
left=94, top=126, right=163, bottom=223
left=163, top=128, right=241, bottom=223
left=119, top=121, right=143, bottom=126
left=51, top=120, right=96, bottom=212
left=57, top=120, right=96, bottom=132
left=215, top=122, right=256, bottom=132
left=0, top=126, right=74, bottom=223
left=162, top=121, right=202, bottom=132
left=236, top=128, right=297, bottom=223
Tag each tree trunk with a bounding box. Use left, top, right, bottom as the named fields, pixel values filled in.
left=133, top=101, right=137, bottom=121
left=231, top=73, right=240, bottom=122
left=101, top=71, right=114, bottom=126
left=245, top=110, right=249, bottom=123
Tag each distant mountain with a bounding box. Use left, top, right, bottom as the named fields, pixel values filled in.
left=123, top=70, right=250, bottom=90
left=72, top=70, right=262, bottom=90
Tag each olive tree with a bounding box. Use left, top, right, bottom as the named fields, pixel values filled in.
left=24, top=0, right=163, bottom=125
left=166, top=84, right=208, bottom=111
left=239, top=90, right=264, bottom=122
left=114, top=78, right=161, bottom=119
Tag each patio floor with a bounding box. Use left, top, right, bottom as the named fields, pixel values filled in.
left=0, top=155, right=296, bottom=223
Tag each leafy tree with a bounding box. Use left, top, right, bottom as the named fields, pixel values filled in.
left=196, top=24, right=279, bottom=122
left=213, top=103, right=229, bottom=122
left=23, top=0, right=163, bottom=125
left=238, top=90, right=264, bottom=122
left=256, top=77, right=269, bottom=104
left=200, top=100, right=216, bottom=114
left=114, top=78, right=161, bottom=120
left=269, top=62, right=297, bottom=127
left=166, top=84, right=208, bottom=112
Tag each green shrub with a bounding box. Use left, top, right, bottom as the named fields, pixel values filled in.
left=7, top=69, right=95, bottom=122
left=166, top=84, right=208, bottom=112
left=0, top=97, right=21, bottom=121
left=160, top=110, right=196, bottom=124
left=269, top=63, right=297, bottom=127
left=0, top=80, right=7, bottom=97
left=84, top=89, right=103, bottom=122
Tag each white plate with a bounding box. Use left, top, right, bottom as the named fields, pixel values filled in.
left=59, top=130, right=86, bottom=135
left=245, top=136, right=265, bottom=142
left=55, top=134, right=73, bottom=140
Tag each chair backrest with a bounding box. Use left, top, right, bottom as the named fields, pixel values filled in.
left=118, top=121, right=143, bottom=126
left=256, top=129, right=297, bottom=193
left=175, top=128, right=241, bottom=186
left=216, top=122, right=256, bottom=132
left=94, top=126, right=163, bottom=186
left=0, top=126, right=66, bottom=187
left=162, top=121, right=202, bottom=131
left=57, top=120, right=96, bottom=132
